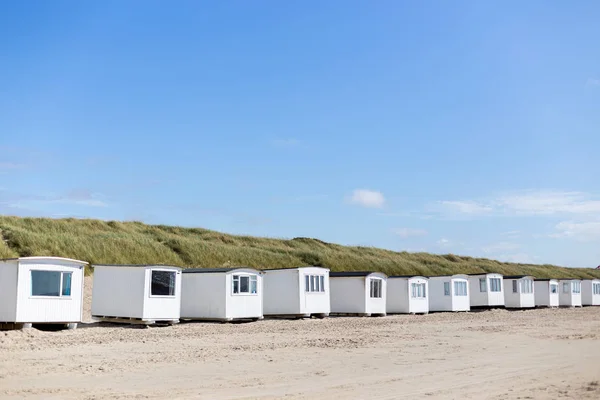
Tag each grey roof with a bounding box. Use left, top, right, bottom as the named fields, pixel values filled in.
left=534, top=278, right=557, bottom=281
left=503, top=275, right=532, bottom=279
left=262, top=266, right=327, bottom=272
left=389, top=275, right=429, bottom=279
left=183, top=267, right=260, bottom=274
left=427, top=274, right=469, bottom=278
left=330, top=271, right=381, bottom=277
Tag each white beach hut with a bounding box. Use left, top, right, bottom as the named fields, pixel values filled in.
left=262, top=267, right=330, bottom=318
left=428, top=275, right=470, bottom=312
left=582, top=279, right=600, bottom=306
left=91, top=264, right=182, bottom=324
left=329, top=271, right=387, bottom=317
left=468, top=273, right=505, bottom=308
left=558, top=279, right=582, bottom=307
left=0, top=256, right=87, bottom=330
left=386, top=276, right=429, bottom=314
left=181, top=267, right=263, bottom=321
left=503, top=275, right=535, bottom=309
left=534, top=279, right=559, bottom=308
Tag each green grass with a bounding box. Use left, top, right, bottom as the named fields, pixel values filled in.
left=1, top=215, right=599, bottom=279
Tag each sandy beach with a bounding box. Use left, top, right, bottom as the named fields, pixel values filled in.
left=1, top=277, right=599, bottom=400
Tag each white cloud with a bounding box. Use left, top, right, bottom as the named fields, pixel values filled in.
left=436, top=190, right=600, bottom=218
left=586, top=78, right=600, bottom=87
left=496, top=191, right=600, bottom=215
left=0, top=162, right=25, bottom=171
left=437, top=238, right=451, bottom=247
left=348, top=189, right=386, bottom=209
left=501, top=230, right=521, bottom=238
left=438, top=200, right=493, bottom=215
left=481, top=242, right=520, bottom=254
left=550, top=221, right=600, bottom=241
left=392, top=228, right=427, bottom=238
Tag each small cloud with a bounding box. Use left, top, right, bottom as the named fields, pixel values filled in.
left=501, top=230, right=520, bottom=238
left=481, top=242, right=520, bottom=254
left=586, top=78, right=600, bottom=87
left=437, top=238, right=451, bottom=247
left=348, top=189, right=386, bottom=209
left=437, top=200, right=493, bottom=215
left=392, top=228, right=428, bottom=238
left=549, top=221, right=600, bottom=241
left=271, top=138, right=301, bottom=148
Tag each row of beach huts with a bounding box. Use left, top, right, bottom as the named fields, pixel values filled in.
left=1, top=256, right=599, bottom=329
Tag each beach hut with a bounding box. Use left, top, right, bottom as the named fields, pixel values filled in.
left=467, top=273, right=505, bottom=308
left=386, top=276, right=429, bottom=314
left=534, top=279, right=559, bottom=308
left=581, top=279, right=600, bottom=306
left=262, top=267, right=330, bottom=318
left=180, top=267, right=263, bottom=321
left=0, top=256, right=87, bottom=330
left=91, top=264, right=182, bottom=324
left=329, top=271, right=387, bottom=316
left=558, top=279, right=582, bottom=307
left=503, top=275, right=535, bottom=309
left=428, top=275, right=470, bottom=312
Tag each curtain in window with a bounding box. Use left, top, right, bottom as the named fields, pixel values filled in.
left=62, top=273, right=72, bottom=296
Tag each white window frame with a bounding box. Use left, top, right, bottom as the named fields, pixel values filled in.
left=232, top=274, right=258, bottom=295
left=443, top=282, right=450, bottom=296
left=572, top=281, right=581, bottom=294
left=454, top=281, right=467, bottom=296
left=149, top=269, right=177, bottom=298
left=550, top=283, right=558, bottom=294
left=30, top=270, right=73, bottom=298
left=411, top=282, right=426, bottom=298
left=370, top=278, right=383, bottom=298
left=562, top=282, right=570, bottom=293
left=305, top=274, right=326, bottom=293
left=520, top=279, right=533, bottom=294
left=512, top=280, right=518, bottom=293
left=594, top=283, right=600, bottom=295
left=489, top=278, right=502, bottom=292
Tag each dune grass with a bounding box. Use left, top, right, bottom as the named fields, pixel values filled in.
left=0, top=215, right=598, bottom=279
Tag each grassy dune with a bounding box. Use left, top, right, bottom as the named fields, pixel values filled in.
left=0, top=215, right=598, bottom=279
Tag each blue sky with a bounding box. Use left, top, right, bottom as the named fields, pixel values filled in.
left=1, top=1, right=599, bottom=268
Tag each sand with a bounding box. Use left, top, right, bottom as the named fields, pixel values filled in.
left=1, top=276, right=599, bottom=399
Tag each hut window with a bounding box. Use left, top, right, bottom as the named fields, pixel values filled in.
left=233, top=275, right=258, bottom=294
left=479, top=278, right=487, bottom=292
left=370, top=279, right=382, bottom=298
left=444, top=282, right=450, bottom=296
left=305, top=275, right=325, bottom=293
left=550, top=284, right=558, bottom=294
left=454, top=281, right=467, bottom=296
left=562, top=282, right=569, bottom=293
left=489, top=278, right=502, bottom=292
left=521, top=280, right=533, bottom=294
left=411, top=283, right=426, bottom=298
left=151, top=270, right=176, bottom=296
left=572, top=281, right=581, bottom=294
left=512, top=280, right=518, bottom=293
left=31, top=271, right=72, bottom=297
left=593, top=283, right=600, bottom=295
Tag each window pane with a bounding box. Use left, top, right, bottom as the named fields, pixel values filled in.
left=62, top=272, right=72, bottom=296
left=320, top=276, right=325, bottom=292
left=315, top=275, right=320, bottom=292
left=250, top=276, right=257, bottom=294
left=31, top=271, right=61, bottom=296
left=151, top=270, right=176, bottom=296
left=423, top=284, right=427, bottom=298
left=513, top=280, right=518, bottom=293
left=240, top=276, right=250, bottom=293
left=305, top=275, right=310, bottom=292
left=233, top=276, right=239, bottom=293
left=444, top=282, right=450, bottom=296
left=310, top=276, right=315, bottom=292
left=479, top=279, right=486, bottom=292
